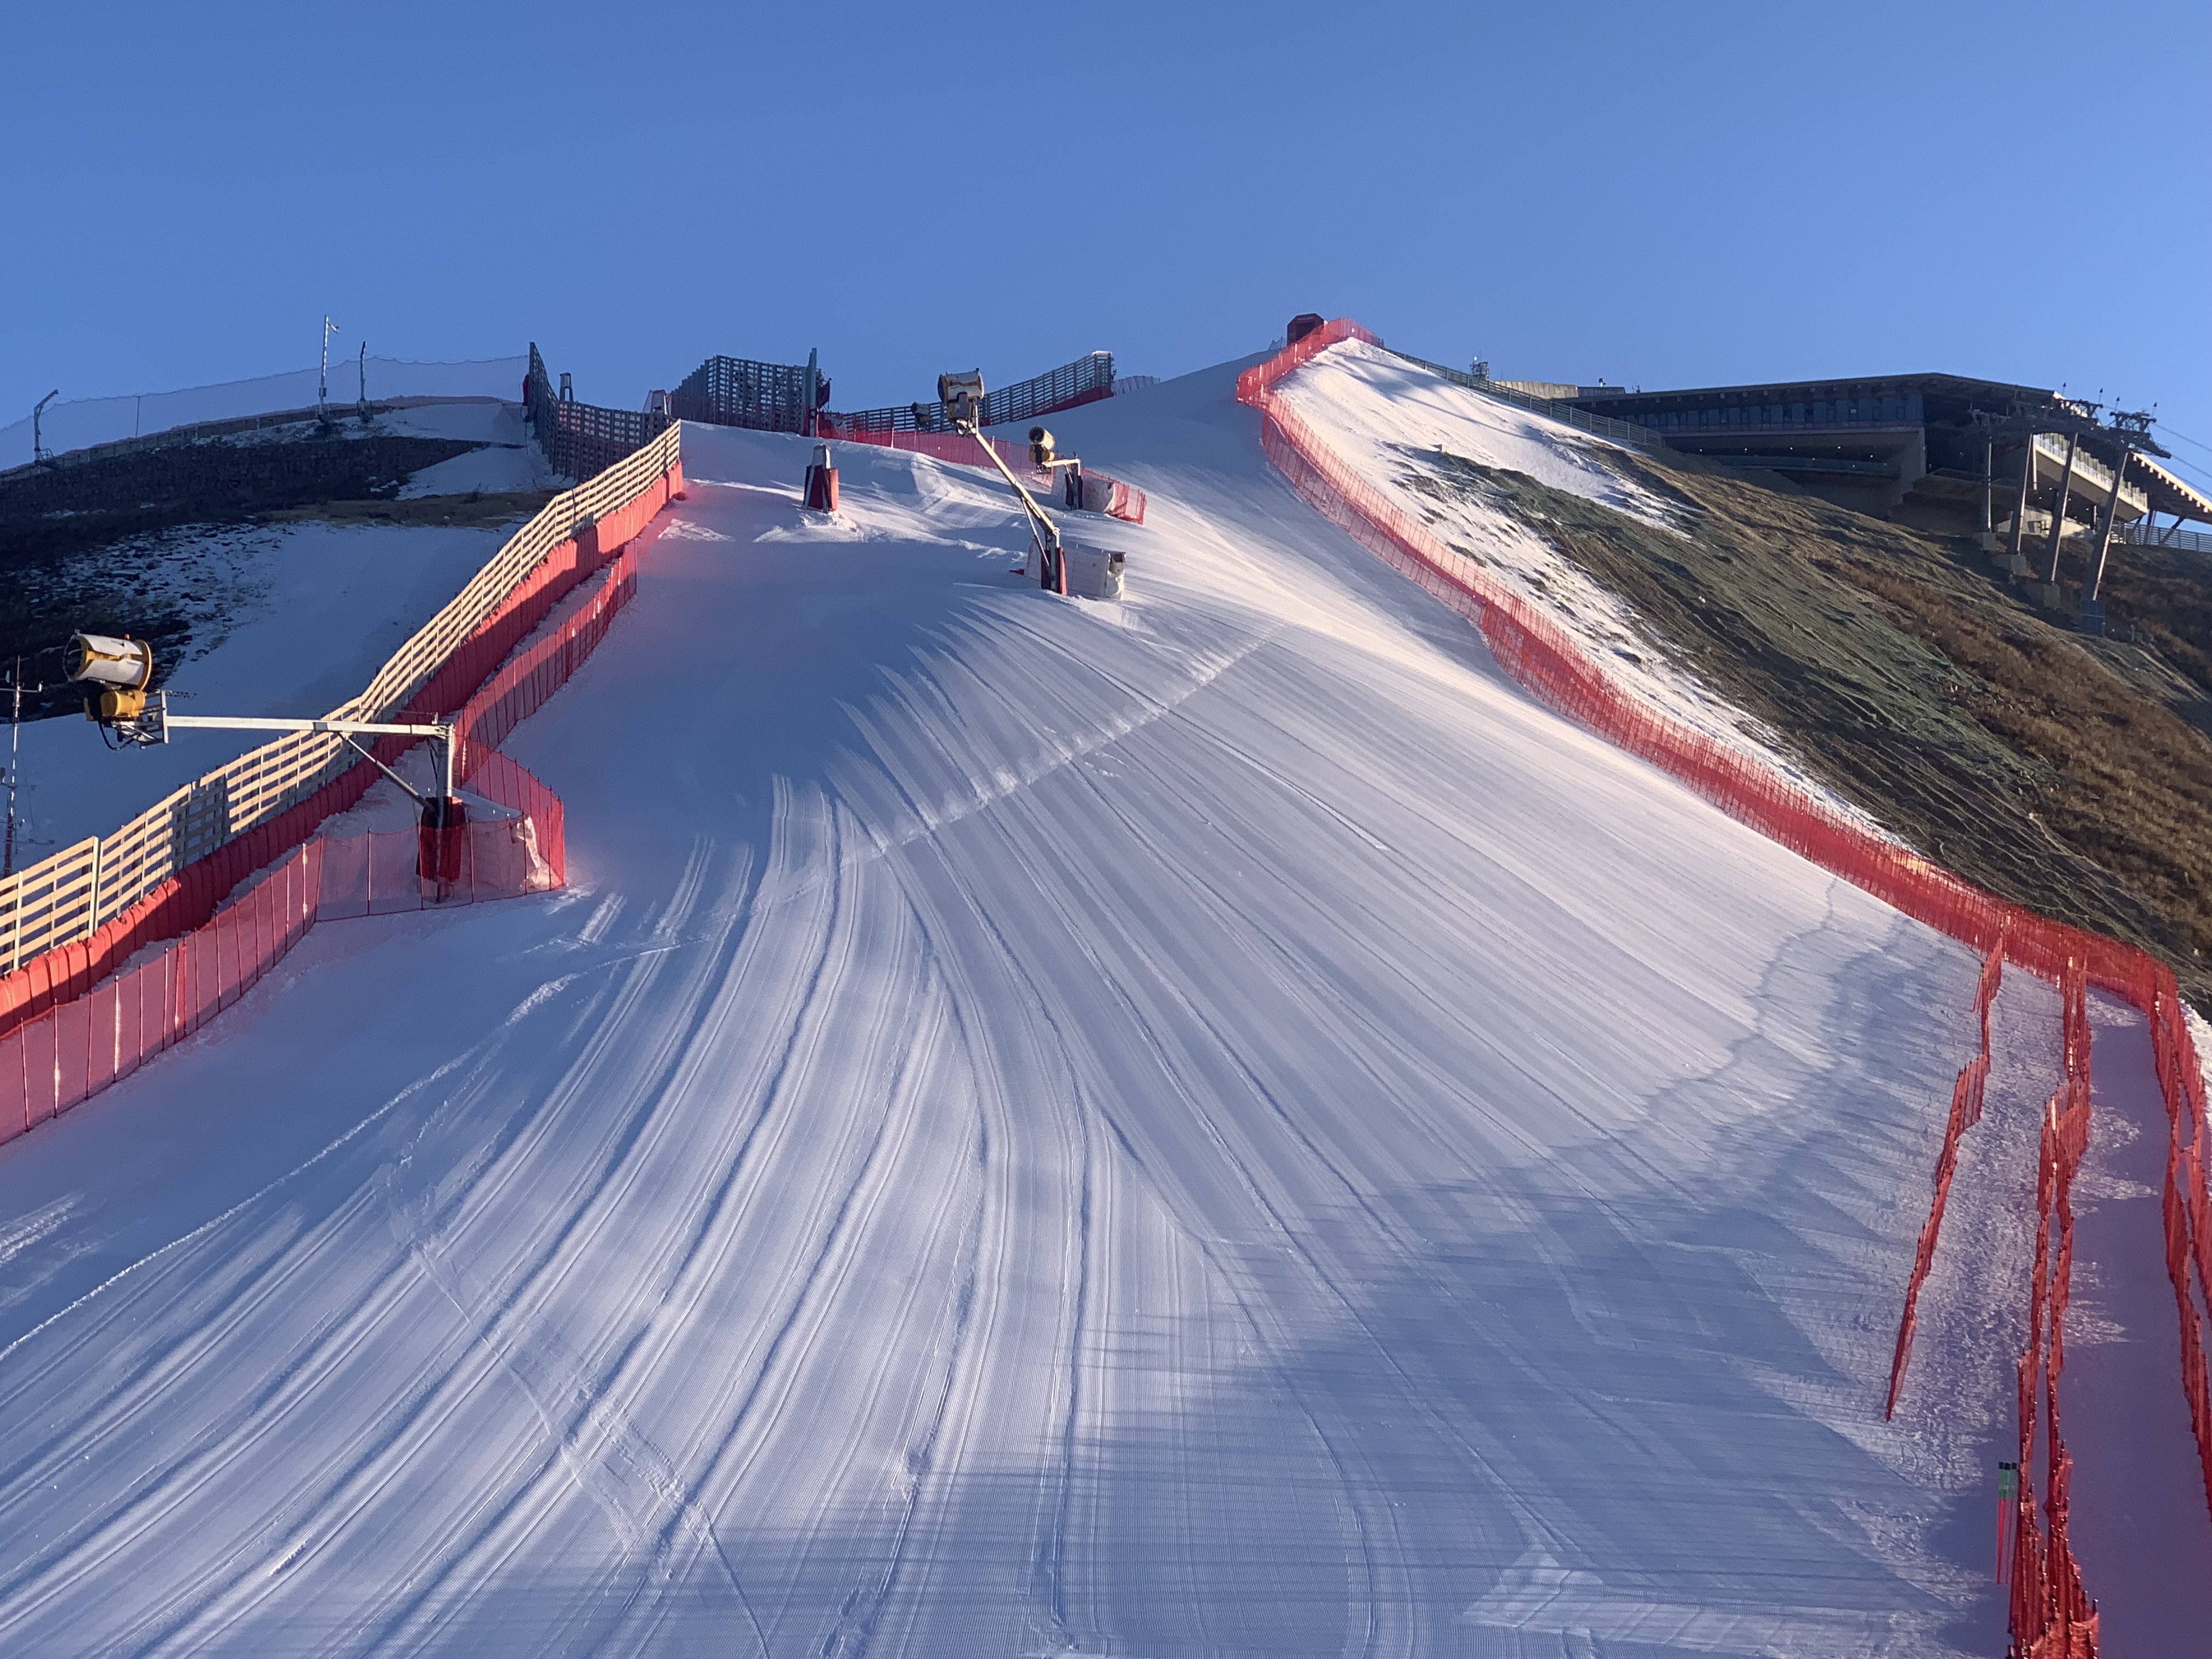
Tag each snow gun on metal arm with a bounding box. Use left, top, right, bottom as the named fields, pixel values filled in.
left=937, top=370, right=1125, bottom=601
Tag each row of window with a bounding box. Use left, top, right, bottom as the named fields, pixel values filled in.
left=1629, top=394, right=1926, bottom=431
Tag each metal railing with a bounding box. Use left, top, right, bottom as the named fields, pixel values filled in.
left=2032, top=431, right=2151, bottom=514
left=2121, top=521, right=2212, bottom=556
left=1, top=425, right=682, bottom=977
left=669, top=354, right=816, bottom=433
left=526, top=345, right=673, bottom=479
left=828, top=352, right=1115, bottom=436
left=1384, top=350, right=1671, bottom=454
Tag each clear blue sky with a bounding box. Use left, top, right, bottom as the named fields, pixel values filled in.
left=4, top=1, right=2208, bottom=489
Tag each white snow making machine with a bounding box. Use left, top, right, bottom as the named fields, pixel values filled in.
left=69, top=632, right=474, bottom=889
left=938, top=369, right=1126, bottom=601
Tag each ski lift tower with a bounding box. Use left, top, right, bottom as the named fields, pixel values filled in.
left=69, top=633, right=472, bottom=887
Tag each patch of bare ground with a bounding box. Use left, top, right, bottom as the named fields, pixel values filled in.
left=262, top=489, right=555, bottom=529
left=1400, top=448, right=2212, bottom=1009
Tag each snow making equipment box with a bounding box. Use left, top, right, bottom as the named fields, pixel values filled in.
left=1061, top=543, right=1127, bottom=601
left=803, top=442, right=838, bottom=513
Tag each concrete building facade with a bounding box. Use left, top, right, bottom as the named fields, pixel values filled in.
left=1560, top=374, right=2211, bottom=540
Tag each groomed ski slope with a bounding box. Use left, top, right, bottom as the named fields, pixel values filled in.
left=0, top=359, right=2147, bottom=1656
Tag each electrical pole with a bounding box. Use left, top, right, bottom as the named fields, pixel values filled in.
left=2007, top=437, right=2034, bottom=563
left=1979, top=439, right=1996, bottom=551
left=357, top=340, right=370, bottom=423
left=2041, top=430, right=2082, bottom=595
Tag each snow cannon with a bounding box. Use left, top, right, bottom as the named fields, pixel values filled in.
left=938, top=370, right=986, bottom=430
left=1029, top=427, right=1090, bottom=507
left=803, top=442, right=838, bottom=513
left=938, top=365, right=1120, bottom=600
left=70, top=641, right=469, bottom=888
left=69, top=631, right=155, bottom=723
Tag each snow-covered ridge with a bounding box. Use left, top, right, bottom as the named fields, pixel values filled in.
left=1273, top=339, right=1883, bottom=828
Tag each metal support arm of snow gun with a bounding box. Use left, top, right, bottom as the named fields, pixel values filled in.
left=938, top=370, right=1068, bottom=595
left=69, top=632, right=469, bottom=887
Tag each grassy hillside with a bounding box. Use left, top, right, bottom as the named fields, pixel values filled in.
left=1400, top=446, right=2212, bottom=1008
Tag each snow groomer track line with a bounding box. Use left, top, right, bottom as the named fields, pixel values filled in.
left=0, top=347, right=2207, bottom=1655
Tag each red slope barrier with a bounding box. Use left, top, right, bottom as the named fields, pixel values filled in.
left=1240, top=319, right=2212, bottom=1641
left=2007, top=967, right=2100, bottom=1657
left=1888, top=938, right=2006, bottom=1418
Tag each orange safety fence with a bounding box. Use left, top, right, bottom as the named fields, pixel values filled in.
left=311, top=751, right=563, bottom=922
left=2154, top=975, right=2212, bottom=1527
left=2007, top=966, right=2099, bottom=1657
left=1237, top=319, right=2212, bottom=1644
left=0, top=489, right=662, bottom=1146
left=1, top=843, right=322, bottom=1140
left=819, top=422, right=1147, bottom=524
left=1888, top=938, right=2006, bottom=1418
left=453, top=540, right=641, bottom=774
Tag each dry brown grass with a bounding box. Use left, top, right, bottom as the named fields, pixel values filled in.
left=1404, top=448, right=2212, bottom=1006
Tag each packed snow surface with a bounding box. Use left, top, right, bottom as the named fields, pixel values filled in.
left=390, top=401, right=560, bottom=496
left=3, top=363, right=2198, bottom=1655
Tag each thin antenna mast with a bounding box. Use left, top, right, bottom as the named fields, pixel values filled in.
left=3, top=658, right=37, bottom=877
left=319, top=317, right=341, bottom=425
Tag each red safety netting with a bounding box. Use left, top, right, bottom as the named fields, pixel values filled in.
left=0, top=842, right=320, bottom=1139
left=819, top=424, right=1147, bottom=524
left=2007, top=966, right=2100, bottom=1657
left=1238, top=320, right=2212, bottom=1638
left=2153, top=976, right=2212, bottom=1529
left=0, top=475, right=672, bottom=1145
left=1888, top=938, right=2005, bottom=1418
left=453, top=543, right=641, bottom=775
left=313, top=751, right=564, bottom=921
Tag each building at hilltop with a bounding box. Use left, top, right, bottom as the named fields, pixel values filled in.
left=1554, top=373, right=2211, bottom=543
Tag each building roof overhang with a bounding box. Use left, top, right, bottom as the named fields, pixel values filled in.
left=2131, top=454, right=2212, bottom=526
left=1572, top=371, right=2068, bottom=415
